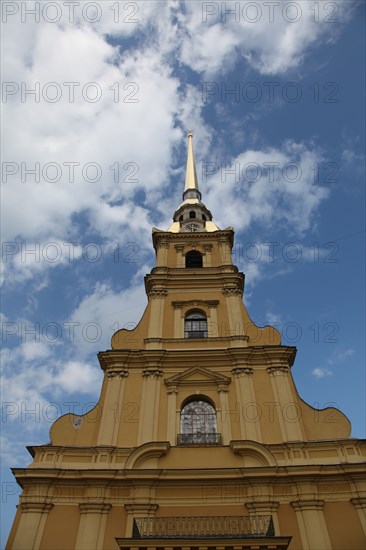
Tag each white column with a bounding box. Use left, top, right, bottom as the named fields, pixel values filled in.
left=137, top=369, right=163, bottom=445
left=155, top=241, right=169, bottom=267
left=97, top=369, right=129, bottom=446
left=223, top=289, right=244, bottom=338
left=173, top=303, right=183, bottom=338
left=219, top=238, right=232, bottom=265
left=75, top=503, right=111, bottom=550
left=174, top=245, right=185, bottom=267
left=246, top=501, right=280, bottom=536
left=124, top=504, right=159, bottom=537
left=166, top=386, right=178, bottom=445
left=147, top=290, right=167, bottom=340
left=11, top=502, right=53, bottom=550
left=232, top=368, right=262, bottom=442
left=203, top=244, right=213, bottom=266
left=218, top=386, right=232, bottom=444
left=208, top=303, right=219, bottom=337
left=291, top=500, right=331, bottom=550
left=351, top=498, right=366, bottom=537
left=267, top=366, right=304, bottom=441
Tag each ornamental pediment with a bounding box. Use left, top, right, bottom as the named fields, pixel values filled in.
left=164, top=366, right=230, bottom=388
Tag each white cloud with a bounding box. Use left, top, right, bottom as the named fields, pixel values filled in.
left=2, top=240, right=83, bottom=287
left=328, top=348, right=355, bottom=365
left=312, top=367, right=333, bottom=378
left=179, top=0, right=356, bottom=76
left=1, top=1, right=356, bottom=288
left=205, top=141, right=329, bottom=234
left=67, top=280, right=147, bottom=357
left=20, top=341, right=52, bottom=361
left=266, top=311, right=283, bottom=325
left=55, top=361, right=101, bottom=394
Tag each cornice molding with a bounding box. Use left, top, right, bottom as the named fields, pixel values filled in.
left=152, top=229, right=235, bottom=250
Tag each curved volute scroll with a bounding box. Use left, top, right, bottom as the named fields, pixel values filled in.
left=230, top=440, right=277, bottom=467
left=125, top=442, right=170, bottom=469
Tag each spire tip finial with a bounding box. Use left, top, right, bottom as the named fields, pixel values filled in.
left=188, top=129, right=193, bottom=138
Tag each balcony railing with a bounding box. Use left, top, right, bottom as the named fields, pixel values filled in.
left=177, top=432, right=221, bottom=445
left=133, top=515, right=275, bottom=539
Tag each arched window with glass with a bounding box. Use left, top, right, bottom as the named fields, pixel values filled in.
left=178, top=398, right=220, bottom=445
left=184, top=310, right=207, bottom=339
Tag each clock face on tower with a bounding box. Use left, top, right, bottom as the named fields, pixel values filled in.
left=186, top=223, right=200, bottom=232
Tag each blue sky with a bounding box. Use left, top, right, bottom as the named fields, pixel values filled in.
left=1, top=0, right=365, bottom=546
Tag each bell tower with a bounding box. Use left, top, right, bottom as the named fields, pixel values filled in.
left=6, top=134, right=366, bottom=550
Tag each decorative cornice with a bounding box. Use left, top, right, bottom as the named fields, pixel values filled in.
left=152, top=229, right=234, bottom=250
left=98, top=351, right=132, bottom=372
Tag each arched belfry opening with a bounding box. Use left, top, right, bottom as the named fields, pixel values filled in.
left=185, top=250, right=203, bottom=268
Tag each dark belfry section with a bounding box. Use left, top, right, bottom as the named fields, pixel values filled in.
left=185, top=250, right=203, bottom=268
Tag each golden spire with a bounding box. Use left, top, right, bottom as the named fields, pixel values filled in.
left=184, top=131, right=199, bottom=194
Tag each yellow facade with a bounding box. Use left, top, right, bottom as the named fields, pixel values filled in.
left=6, top=135, right=366, bottom=550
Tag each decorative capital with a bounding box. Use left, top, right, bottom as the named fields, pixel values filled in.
left=246, top=501, right=279, bottom=513
left=79, top=503, right=111, bottom=514
left=267, top=366, right=289, bottom=376
left=291, top=500, right=324, bottom=512
left=106, top=368, right=129, bottom=380
left=156, top=240, right=169, bottom=249
left=20, top=502, right=53, bottom=513
left=351, top=497, right=366, bottom=509
left=232, top=367, right=253, bottom=377
left=148, top=289, right=168, bottom=299
left=223, top=288, right=242, bottom=297
left=142, top=368, right=164, bottom=379
left=125, top=503, right=159, bottom=515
